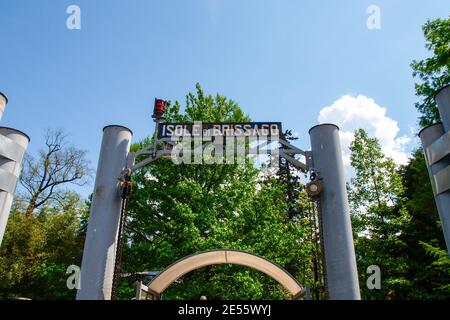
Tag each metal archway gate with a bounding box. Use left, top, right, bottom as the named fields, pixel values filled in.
left=135, top=250, right=304, bottom=300
left=75, top=122, right=361, bottom=300
left=74, top=102, right=361, bottom=300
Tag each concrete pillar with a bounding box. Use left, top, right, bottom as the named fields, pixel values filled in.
left=0, top=92, right=7, bottom=121
left=309, top=124, right=361, bottom=300
left=76, top=125, right=132, bottom=300
left=0, top=127, right=30, bottom=247
left=419, top=123, right=450, bottom=255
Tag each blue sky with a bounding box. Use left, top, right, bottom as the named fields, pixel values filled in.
left=0, top=0, right=449, bottom=196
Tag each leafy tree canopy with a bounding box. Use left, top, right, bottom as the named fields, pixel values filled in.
left=120, top=84, right=315, bottom=300
left=411, top=15, right=450, bottom=126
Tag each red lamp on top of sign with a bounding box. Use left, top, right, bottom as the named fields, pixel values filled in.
left=153, top=98, right=166, bottom=121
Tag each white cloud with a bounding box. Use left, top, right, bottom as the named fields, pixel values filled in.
left=318, top=95, right=412, bottom=168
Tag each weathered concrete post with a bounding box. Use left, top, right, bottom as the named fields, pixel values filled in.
left=309, top=124, right=361, bottom=300
left=76, top=125, right=132, bottom=300
left=0, top=92, right=30, bottom=247
left=419, top=84, right=450, bottom=256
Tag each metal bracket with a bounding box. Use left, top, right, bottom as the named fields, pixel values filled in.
left=135, top=281, right=160, bottom=300
left=130, top=137, right=312, bottom=173
left=279, top=139, right=307, bottom=156
left=278, top=139, right=310, bottom=172
left=130, top=138, right=175, bottom=172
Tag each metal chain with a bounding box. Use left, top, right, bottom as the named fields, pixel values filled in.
left=111, top=196, right=127, bottom=300
left=314, top=198, right=329, bottom=300
left=308, top=199, right=320, bottom=299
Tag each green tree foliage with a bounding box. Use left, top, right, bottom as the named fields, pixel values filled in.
left=398, top=150, right=450, bottom=299
left=0, top=193, right=86, bottom=299
left=408, top=14, right=450, bottom=299
left=349, top=132, right=450, bottom=300
left=119, top=84, right=314, bottom=299
left=411, top=15, right=450, bottom=126
left=0, top=129, right=90, bottom=299
left=420, top=241, right=450, bottom=294
left=348, top=129, right=410, bottom=299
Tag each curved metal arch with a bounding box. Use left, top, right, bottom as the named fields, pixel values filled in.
left=146, top=249, right=305, bottom=299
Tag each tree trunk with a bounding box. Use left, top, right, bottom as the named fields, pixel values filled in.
left=25, top=197, right=38, bottom=217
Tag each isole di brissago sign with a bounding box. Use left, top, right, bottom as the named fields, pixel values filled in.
left=158, top=122, right=282, bottom=139
left=157, top=122, right=282, bottom=167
